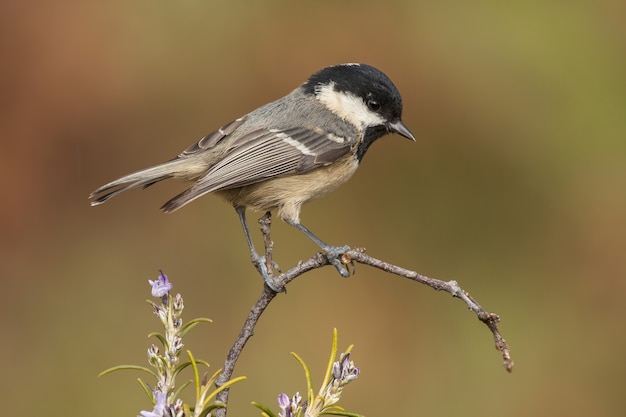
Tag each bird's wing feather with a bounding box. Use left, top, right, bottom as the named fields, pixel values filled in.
left=178, top=116, right=248, bottom=156
left=160, top=126, right=353, bottom=212
left=197, top=126, right=352, bottom=190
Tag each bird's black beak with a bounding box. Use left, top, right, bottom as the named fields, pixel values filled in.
left=388, top=120, right=416, bottom=141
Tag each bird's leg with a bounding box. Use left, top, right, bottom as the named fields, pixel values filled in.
left=287, top=220, right=353, bottom=277
left=235, top=206, right=282, bottom=292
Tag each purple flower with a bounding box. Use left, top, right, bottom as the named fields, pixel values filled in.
left=139, top=391, right=167, bottom=417
left=331, top=353, right=360, bottom=384
left=278, top=392, right=302, bottom=417
left=278, top=393, right=290, bottom=412
left=149, top=271, right=173, bottom=298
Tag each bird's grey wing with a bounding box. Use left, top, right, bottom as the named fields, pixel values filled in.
left=178, top=116, right=248, bottom=156
left=161, top=126, right=353, bottom=212
left=200, top=126, right=352, bottom=189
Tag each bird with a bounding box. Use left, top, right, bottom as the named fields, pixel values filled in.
left=90, top=63, right=415, bottom=290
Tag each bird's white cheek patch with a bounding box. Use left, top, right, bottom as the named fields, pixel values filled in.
left=316, top=83, right=385, bottom=129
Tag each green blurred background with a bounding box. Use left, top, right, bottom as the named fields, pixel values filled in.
left=2, top=1, right=625, bottom=416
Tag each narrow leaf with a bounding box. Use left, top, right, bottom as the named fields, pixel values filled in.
left=321, top=411, right=365, bottom=417
left=198, top=402, right=226, bottom=417
left=137, top=378, right=154, bottom=402
left=187, top=350, right=201, bottom=400
left=291, top=351, right=314, bottom=404
left=202, top=376, right=247, bottom=407
left=251, top=401, right=278, bottom=417
left=147, top=332, right=167, bottom=347
left=174, top=359, right=211, bottom=377
left=319, top=328, right=339, bottom=397
left=172, top=379, right=192, bottom=399
left=98, top=365, right=158, bottom=379
left=179, top=318, right=212, bottom=338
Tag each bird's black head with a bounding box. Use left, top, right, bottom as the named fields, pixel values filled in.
left=302, top=63, right=414, bottom=161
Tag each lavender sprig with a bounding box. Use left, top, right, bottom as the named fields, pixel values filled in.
left=99, top=271, right=244, bottom=417
left=253, top=329, right=363, bottom=417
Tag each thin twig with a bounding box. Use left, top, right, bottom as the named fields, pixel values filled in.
left=342, top=249, right=513, bottom=372
left=214, top=285, right=276, bottom=414
left=214, top=213, right=513, bottom=417
left=259, top=212, right=276, bottom=277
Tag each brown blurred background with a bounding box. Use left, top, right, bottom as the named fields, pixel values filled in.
left=2, top=1, right=625, bottom=416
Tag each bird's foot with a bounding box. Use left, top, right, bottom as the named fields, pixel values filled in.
left=250, top=253, right=284, bottom=292
left=323, top=245, right=355, bottom=277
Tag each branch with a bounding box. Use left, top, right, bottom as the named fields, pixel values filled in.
left=214, top=213, right=513, bottom=417
left=342, top=249, right=513, bottom=372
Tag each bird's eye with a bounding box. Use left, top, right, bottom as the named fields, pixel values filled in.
left=366, top=98, right=381, bottom=111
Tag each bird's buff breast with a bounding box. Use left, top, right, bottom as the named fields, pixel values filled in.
left=217, top=155, right=359, bottom=224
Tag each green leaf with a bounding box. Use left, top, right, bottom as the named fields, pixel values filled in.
left=321, top=411, right=365, bottom=417
left=147, top=331, right=167, bottom=347
left=319, top=328, right=339, bottom=396
left=173, top=361, right=191, bottom=378
left=291, top=351, right=314, bottom=404
left=251, top=401, right=278, bottom=417
left=198, top=402, right=226, bottom=417
left=187, top=350, right=202, bottom=400
left=202, top=375, right=247, bottom=408
left=174, top=360, right=202, bottom=376
left=172, top=379, right=193, bottom=399
left=137, top=378, right=154, bottom=402
left=179, top=318, right=212, bottom=338
left=195, top=359, right=211, bottom=368
left=98, top=365, right=158, bottom=379
left=173, top=359, right=211, bottom=378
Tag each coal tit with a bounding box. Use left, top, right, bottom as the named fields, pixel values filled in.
left=90, top=63, right=415, bottom=290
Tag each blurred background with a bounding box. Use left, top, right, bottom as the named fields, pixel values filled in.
left=2, top=1, right=625, bottom=416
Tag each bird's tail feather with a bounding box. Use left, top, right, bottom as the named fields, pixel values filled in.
left=160, top=186, right=212, bottom=213
left=89, top=159, right=191, bottom=207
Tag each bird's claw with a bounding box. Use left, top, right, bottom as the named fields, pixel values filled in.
left=324, top=245, right=353, bottom=278
left=251, top=254, right=284, bottom=293
left=268, top=259, right=282, bottom=274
